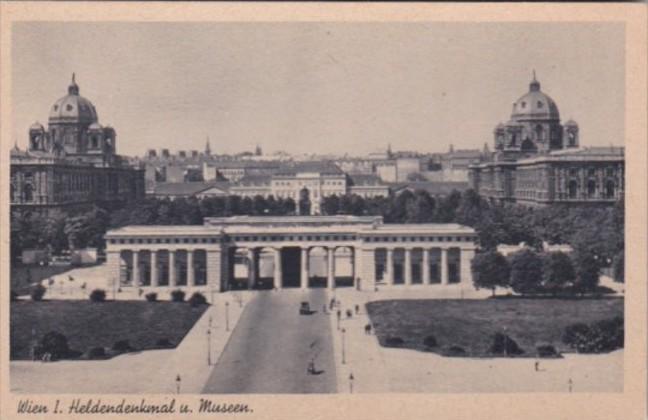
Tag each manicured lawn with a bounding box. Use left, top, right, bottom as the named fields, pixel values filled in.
left=366, top=298, right=623, bottom=357
left=10, top=300, right=208, bottom=360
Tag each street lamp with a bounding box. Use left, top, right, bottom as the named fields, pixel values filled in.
left=207, top=316, right=212, bottom=366
left=341, top=328, right=346, bottom=365
left=210, top=285, right=215, bottom=305
left=349, top=373, right=354, bottom=393
left=225, top=301, right=230, bottom=332
left=568, top=378, right=573, bottom=393
left=175, top=374, right=181, bottom=394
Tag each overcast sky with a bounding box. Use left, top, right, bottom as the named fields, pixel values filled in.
left=12, top=22, right=624, bottom=157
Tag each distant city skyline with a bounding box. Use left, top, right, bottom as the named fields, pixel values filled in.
left=12, top=22, right=624, bottom=158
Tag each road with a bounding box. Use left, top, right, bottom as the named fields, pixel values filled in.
left=202, top=289, right=337, bottom=393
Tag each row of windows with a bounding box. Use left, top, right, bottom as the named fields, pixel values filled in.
left=109, top=235, right=473, bottom=245
left=109, top=237, right=218, bottom=245
left=364, top=236, right=473, bottom=243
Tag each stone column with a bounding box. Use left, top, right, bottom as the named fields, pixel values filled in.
left=441, top=247, right=449, bottom=285
left=132, top=251, right=139, bottom=287
left=151, top=251, right=158, bottom=287
left=460, top=248, right=476, bottom=286
left=206, top=249, right=223, bottom=292
left=422, top=248, right=431, bottom=285
left=404, top=248, right=412, bottom=285
left=169, top=250, right=176, bottom=287
left=187, top=250, right=195, bottom=287
left=300, top=247, right=309, bottom=289
left=386, top=248, right=394, bottom=285
left=273, top=248, right=282, bottom=290
left=359, top=248, right=376, bottom=289
left=247, top=248, right=256, bottom=290
left=106, top=250, right=121, bottom=290
left=327, top=247, right=335, bottom=290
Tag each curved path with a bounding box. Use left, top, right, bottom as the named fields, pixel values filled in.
left=202, top=289, right=336, bottom=393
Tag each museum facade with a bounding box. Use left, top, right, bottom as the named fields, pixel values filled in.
left=468, top=74, right=624, bottom=206
left=10, top=75, right=145, bottom=216
left=105, top=216, right=477, bottom=292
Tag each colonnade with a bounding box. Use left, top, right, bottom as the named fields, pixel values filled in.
left=114, top=249, right=208, bottom=288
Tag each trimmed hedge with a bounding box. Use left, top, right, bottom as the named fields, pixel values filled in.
left=422, top=335, right=438, bottom=349
left=145, top=292, right=158, bottom=302
left=112, top=340, right=134, bottom=353
left=536, top=343, right=560, bottom=358
left=188, top=292, right=207, bottom=306
left=90, top=289, right=106, bottom=302
left=170, top=290, right=185, bottom=303
left=38, top=331, right=69, bottom=360
left=87, top=346, right=107, bottom=359
left=488, top=333, right=524, bottom=356
left=31, top=284, right=46, bottom=302
left=384, top=336, right=405, bottom=347
left=444, top=345, right=467, bottom=357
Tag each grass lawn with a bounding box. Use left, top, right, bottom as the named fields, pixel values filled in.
left=11, top=264, right=78, bottom=294
left=366, top=298, right=623, bottom=357
left=10, top=300, right=208, bottom=360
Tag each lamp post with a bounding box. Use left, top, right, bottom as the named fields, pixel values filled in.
left=225, top=301, right=230, bottom=332
left=349, top=373, right=354, bottom=393
left=175, top=374, right=181, bottom=394
left=207, top=315, right=212, bottom=366
left=568, top=378, right=573, bottom=393
left=341, top=328, right=346, bottom=365
left=210, top=285, right=215, bottom=305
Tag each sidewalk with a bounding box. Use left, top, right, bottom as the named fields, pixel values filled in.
left=10, top=292, right=251, bottom=394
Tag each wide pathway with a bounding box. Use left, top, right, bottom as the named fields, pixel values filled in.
left=203, top=289, right=336, bottom=393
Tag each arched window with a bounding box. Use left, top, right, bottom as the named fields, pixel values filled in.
left=568, top=180, right=578, bottom=199
left=587, top=180, right=597, bottom=198
left=605, top=181, right=615, bottom=199
left=23, top=183, right=34, bottom=202
left=510, top=134, right=517, bottom=147
left=91, top=136, right=98, bottom=149
left=535, top=125, right=544, bottom=141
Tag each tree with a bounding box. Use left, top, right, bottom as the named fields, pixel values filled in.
left=471, top=250, right=510, bottom=296
left=321, top=194, right=341, bottom=215
left=509, top=249, right=544, bottom=295
left=572, top=252, right=601, bottom=294
left=298, top=187, right=311, bottom=215
left=613, top=250, right=624, bottom=283
left=541, top=251, right=575, bottom=295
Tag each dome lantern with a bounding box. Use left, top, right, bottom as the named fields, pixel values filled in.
left=529, top=70, right=540, bottom=92
left=68, top=73, right=79, bottom=96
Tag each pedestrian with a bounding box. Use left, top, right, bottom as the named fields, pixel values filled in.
left=354, top=304, right=359, bottom=315
left=365, top=324, right=372, bottom=335
left=323, top=304, right=327, bottom=314
left=346, top=309, right=352, bottom=319
left=336, top=310, right=341, bottom=320
left=330, top=298, right=335, bottom=310
left=534, top=361, right=539, bottom=371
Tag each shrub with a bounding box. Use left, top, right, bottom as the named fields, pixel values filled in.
left=562, top=317, right=623, bottom=353
left=155, top=338, right=173, bottom=348
left=488, top=333, right=524, bottom=356
left=87, top=347, right=106, bottom=359
left=422, top=335, right=438, bottom=349
left=31, top=284, right=46, bottom=301
left=188, top=292, right=207, bottom=306
left=536, top=343, right=560, bottom=358
left=170, top=289, right=185, bottom=302
left=39, top=331, right=69, bottom=360
left=562, top=323, right=591, bottom=347
left=384, top=336, right=405, bottom=347
left=145, top=292, right=158, bottom=302
left=89, top=289, right=106, bottom=302
left=444, top=345, right=467, bottom=357
left=112, top=340, right=133, bottom=353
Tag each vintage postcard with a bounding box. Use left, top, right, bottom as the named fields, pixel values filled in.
left=1, top=2, right=646, bottom=420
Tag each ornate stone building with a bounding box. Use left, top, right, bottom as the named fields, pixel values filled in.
left=468, top=74, right=624, bottom=206
left=10, top=75, right=145, bottom=216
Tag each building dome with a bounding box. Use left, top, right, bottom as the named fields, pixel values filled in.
left=29, top=121, right=45, bottom=131
left=48, top=74, right=98, bottom=125
left=510, top=73, right=560, bottom=122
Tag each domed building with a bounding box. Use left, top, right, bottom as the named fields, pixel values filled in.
left=469, top=73, right=624, bottom=206
left=11, top=75, right=144, bottom=216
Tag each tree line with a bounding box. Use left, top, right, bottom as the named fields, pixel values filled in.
left=11, top=189, right=624, bottom=284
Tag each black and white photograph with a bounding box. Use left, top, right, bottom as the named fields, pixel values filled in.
left=1, top=3, right=646, bottom=420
